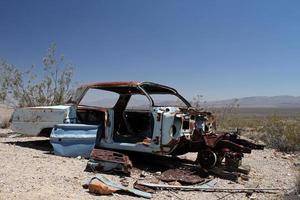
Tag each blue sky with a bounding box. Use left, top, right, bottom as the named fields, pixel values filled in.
left=0, top=0, right=299, bottom=100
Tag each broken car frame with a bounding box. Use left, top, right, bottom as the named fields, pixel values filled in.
left=11, top=81, right=264, bottom=169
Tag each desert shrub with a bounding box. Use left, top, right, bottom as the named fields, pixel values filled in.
left=210, top=99, right=241, bottom=131
left=191, top=94, right=206, bottom=109
left=0, top=44, right=75, bottom=107
left=259, top=116, right=300, bottom=152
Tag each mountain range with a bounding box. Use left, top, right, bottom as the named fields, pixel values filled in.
left=205, top=96, right=300, bottom=108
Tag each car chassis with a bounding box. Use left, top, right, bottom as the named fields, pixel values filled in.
left=70, top=81, right=263, bottom=169
left=11, top=81, right=263, bottom=169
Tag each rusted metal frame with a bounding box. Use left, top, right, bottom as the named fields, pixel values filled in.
left=169, top=137, right=202, bottom=155
left=203, top=134, right=226, bottom=148
left=139, top=82, right=191, bottom=107
left=215, top=140, right=252, bottom=153
left=232, top=138, right=265, bottom=150
left=218, top=132, right=264, bottom=150
left=87, top=149, right=133, bottom=175
left=90, top=149, right=129, bottom=163
left=79, top=81, right=141, bottom=89
left=77, top=105, right=108, bottom=113
left=76, top=81, right=191, bottom=108
left=136, top=85, right=154, bottom=106
left=139, top=82, right=180, bottom=96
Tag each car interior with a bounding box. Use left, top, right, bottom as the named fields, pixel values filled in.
left=113, top=94, right=154, bottom=143
left=77, top=90, right=154, bottom=144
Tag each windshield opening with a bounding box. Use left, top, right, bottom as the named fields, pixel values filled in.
left=79, top=88, right=120, bottom=108
left=148, top=93, right=188, bottom=107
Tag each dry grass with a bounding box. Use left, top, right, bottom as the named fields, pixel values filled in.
left=212, top=107, right=300, bottom=153
left=259, top=116, right=300, bottom=152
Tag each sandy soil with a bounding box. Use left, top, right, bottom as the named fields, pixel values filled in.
left=0, top=129, right=299, bottom=200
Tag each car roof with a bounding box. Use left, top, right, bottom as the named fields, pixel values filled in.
left=79, top=81, right=141, bottom=88
left=78, top=81, right=178, bottom=94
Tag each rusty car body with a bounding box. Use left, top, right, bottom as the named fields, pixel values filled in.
left=11, top=81, right=263, bottom=168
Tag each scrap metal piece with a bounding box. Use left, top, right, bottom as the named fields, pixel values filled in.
left=83, top=174, right=152, bottom=199
left=233, top=138, right=265, bottom=150
left=136, top=179, right=217, bottom=191
left=133, top=181, right=156, bottom=193
left=159, top=168, right=205, bottom=185
left=197, top=150, right=218, bottom=168
left=85, top=149, right=132, bottom=175
left=137, top=179, right=282, bottom=193
left=224, top=152, right=242, bottom=169
left=50, top=124, right=98, bottom=158
left=88, top=178, right=117, bottom=195
left=194, top=131, right=264, bottom=169
left=208, top=167, right=239, bottom=182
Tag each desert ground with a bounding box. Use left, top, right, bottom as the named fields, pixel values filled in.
left=0, top=130, right=299, bottom=200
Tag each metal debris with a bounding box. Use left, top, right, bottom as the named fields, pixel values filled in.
left=195, top=132, right=265, bottom=169
left=208, top=167, right=239, bottom=182
left=133, top=181, right=156, bottom=193
left=160, top=168, right=205, bottom=185
left=88, top=178, right=117, bottom=195
left=136, top=179, right=217, bottom=191
left=50, top=124, right=98, bottom=158
left=82, top=174, right=152, bottom=199
left=85, top=149, right=133, bottom=175
left=136, top=179, right=282, bottom=193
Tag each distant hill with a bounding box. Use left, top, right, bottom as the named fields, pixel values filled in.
left=206, top=96, right=300, bottom=108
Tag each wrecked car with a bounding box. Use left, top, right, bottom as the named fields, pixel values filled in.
left=11, top=105, right=76, bottom=136
left=11, top=81, right=263, bottom=168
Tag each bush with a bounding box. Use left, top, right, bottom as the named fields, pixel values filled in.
left=210, top=106, right=300, bottom=153
left=260, top=116, right=300, bottom=152
left=0, top=44, right=75, bottom=107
